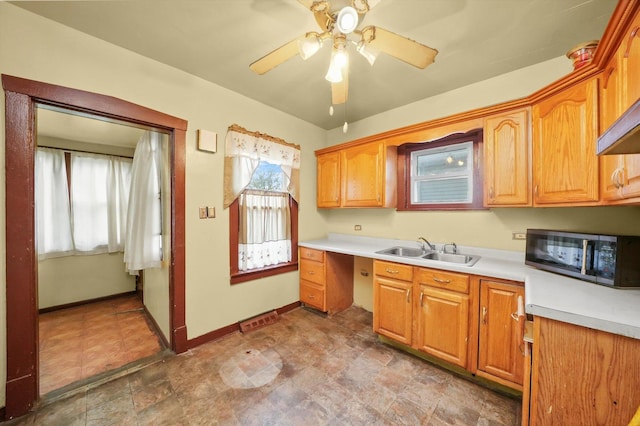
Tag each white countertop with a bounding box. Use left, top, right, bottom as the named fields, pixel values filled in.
left=300, top=233, right=640, bottom=340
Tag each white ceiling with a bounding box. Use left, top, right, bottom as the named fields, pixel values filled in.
left=13, top=0, right=618, bottom=130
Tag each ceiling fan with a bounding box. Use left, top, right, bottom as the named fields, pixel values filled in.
left=249, top=0, right=438, bottom=106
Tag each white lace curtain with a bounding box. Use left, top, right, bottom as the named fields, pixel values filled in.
left=223, top=124, right=301, bottom=208
left=35, top=148, right=132, bottom=259
left=223, top=124, right=300, bottom=272
left=238, top=190, right=291, bottom=271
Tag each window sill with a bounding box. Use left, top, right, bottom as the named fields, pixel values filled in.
left=230, top=262, right=299, bottom=284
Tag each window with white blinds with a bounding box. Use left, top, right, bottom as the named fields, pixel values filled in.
left=410, top=142, right=473, bottom=204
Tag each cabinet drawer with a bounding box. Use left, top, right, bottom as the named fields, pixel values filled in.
left=374, top=260, right=413, bottom=281
left=415, top=268, right=469, bottom=294
left=300, top=247, right=325, bottom=262
left=300, top=280, right=325, bottom=311
left=300, top=258, right=325, bottom=285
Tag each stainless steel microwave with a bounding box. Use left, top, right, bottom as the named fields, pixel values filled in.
left=525, top=229, right=640, bottom=288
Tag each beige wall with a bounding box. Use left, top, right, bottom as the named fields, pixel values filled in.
left=38, top=253, right=135, bottom=309
left=0, top=2, right=327, bottom=406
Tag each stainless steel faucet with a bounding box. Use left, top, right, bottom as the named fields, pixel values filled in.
left=417, top=236, right=436, bottom=252
left=444, top=242, right=458, bottom=254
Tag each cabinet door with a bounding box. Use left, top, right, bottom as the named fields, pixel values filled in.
left=341, top=142, right=384, bottom=207
left=317, top=152, right=341, bottom=208
left=619, top=20, right=640, bottom=204
left=477, top=280, right=525, bottom=386
left=530, top=317, right=640, bottom=426
left=415, top=285, right=469, bottom=368
left=600, top=48, right=625, bottom=201
left=622, top=13, right=640, bottom=111
left=373, top=276, right=412, bottom=345
left=484, top=109, right=531, bottom=206
left=532, top=78, right=599, bottom=204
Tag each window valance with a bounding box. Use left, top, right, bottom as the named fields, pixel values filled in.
left=223, top=124, right=301, bottom=208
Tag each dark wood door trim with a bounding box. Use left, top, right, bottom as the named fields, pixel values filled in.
left=2, top=74, right=188, bottom=419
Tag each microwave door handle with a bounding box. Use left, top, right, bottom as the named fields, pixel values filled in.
left=581, top=239, right=589, bottom=275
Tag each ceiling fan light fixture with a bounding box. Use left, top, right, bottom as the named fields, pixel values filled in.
left=356, top=40, right=379, bottom=66
left=336, top=6, right=359, bottom=34
left=325, top=48, right=348, bottom=83
left=298, top=33, right=323, bottom=60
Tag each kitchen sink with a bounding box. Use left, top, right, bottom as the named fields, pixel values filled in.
left=421, top=252, right=481, bottom=266
left=375, top=246, right=425, bottom=257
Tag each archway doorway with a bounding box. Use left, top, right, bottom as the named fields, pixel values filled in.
left=2, top=74, right=188, bottom=419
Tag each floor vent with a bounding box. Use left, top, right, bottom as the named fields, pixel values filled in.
left=239, top=310, right=279, bottom=333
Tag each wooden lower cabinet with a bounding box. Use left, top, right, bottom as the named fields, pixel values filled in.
left=477, top=279, right=525, bottom=389
left=373, top=260, right=413, bottom=345
left=414, top=268, right=471, bottom=369
left=415, top=285, right=469, bottom=368
left=373, top=261, right=528, bottom=392
left=299, top=248, right=353, bottom=314
left=527, top=317, right=640, bottom=426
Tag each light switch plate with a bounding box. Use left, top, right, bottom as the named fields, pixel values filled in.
left=199, top=207, right=207, bottom=219
left=207, top=206, right=216, bottom=218
left=198, top=129, right=217, bottom=153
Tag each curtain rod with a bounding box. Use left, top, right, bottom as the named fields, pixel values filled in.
left=38, top=145, right=133, bottom=159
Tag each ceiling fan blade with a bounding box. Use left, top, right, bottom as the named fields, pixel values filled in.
left=297, top=0, right=315, bottom=8
left=249, top=38, right=301, bottom=75
left=367, top=26, right=438, bottom=69
left=332, top=73, right=348, bottom=105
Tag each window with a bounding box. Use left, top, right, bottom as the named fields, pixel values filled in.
left=224, top=125, right=301, bottom=284
left=397, top=129, right=484, bottom=210
left=230, top=161, right=298, bottom=284
left=35, top=148, right=133, bottom=258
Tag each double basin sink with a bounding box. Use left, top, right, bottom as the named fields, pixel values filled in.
left=375, top=246, right=480, bottom=266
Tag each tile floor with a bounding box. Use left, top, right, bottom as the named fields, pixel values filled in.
left=39, top=294, right=164, bottom=395
left=10, top=306, right=521, bottom=425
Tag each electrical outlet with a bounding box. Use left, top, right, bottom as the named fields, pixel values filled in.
left=354, top=225, right=362, bottom=231
left=512, top=232, right=526, bottom=240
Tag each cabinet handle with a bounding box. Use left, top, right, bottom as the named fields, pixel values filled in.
left=482, top=306, right=487, bottom=324
left=385, top=268, right=399, bottom=274
left=433, top=277, right=451, bottom=284
left=307, top=271, right=316, bottom=275
left=511, top=312, right=519, bottom=321
left=420, top=291, right=424, bottom=307
left=611, top=168, right=621, bottom=188
left=534, top=185, right=538, bottom=197
left=624, top=26, right=640, bottom=58
left=308, top=294, right=315, bottom=299
left=616, top=168, right=625, bottom=188
left=406, top=288, right=411, bottom=303
left=489, top=187, right=494, bottom=199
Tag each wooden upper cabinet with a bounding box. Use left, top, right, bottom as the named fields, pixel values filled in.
left=317, top=151, right=341, bottom=208
left=483, top=108, right=531, bottom=206
left=477, top=279, right=525, bottom=388
left=623, top=12, right=640, bottom=110
left=600, top=41, right=640, bottom=202
left=341, top=142, right=385, bottom=207
left=532, top=78, right=599, bottom=205
left=316, top=140, right=397, bottom=208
